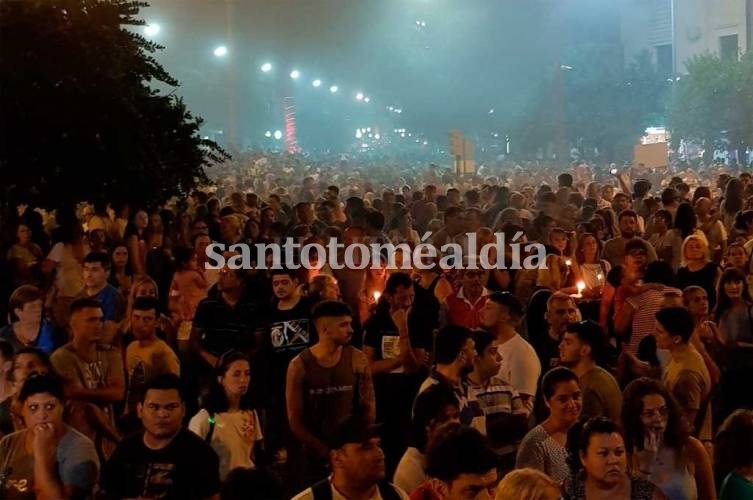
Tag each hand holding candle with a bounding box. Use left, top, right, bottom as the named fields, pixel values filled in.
left=576, top=280, right=585, bottom=298
left=373, top=291, right=381, bottom=302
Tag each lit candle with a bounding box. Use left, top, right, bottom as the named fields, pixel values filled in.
left=597, top=273, right=604, bottom=282
left=373, top=291, right=381, bottom=302
left=576, top=280, right=586, bottom=297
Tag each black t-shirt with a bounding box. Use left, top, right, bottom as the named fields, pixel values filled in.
left=100, top=429, right=220, bottom=500
left=193, top=294, right=262, bottom=358
left=362, top=305, right=432, bottom=417
left=262, top=296, right=315, bottom=405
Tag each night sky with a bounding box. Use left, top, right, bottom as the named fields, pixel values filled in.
left=142, top=0, right=621, bottom=150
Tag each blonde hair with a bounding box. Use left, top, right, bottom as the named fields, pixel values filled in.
left=495, top=468, right=560, bottom=500
left=680, top=234, right=709, bottom=266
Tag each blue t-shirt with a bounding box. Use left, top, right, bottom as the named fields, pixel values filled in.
left=0, top=320, right=59, bottom=354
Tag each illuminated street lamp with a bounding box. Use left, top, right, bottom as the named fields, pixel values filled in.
left=264, top=131, right=272, bottom=138
left=364, top=96, right=371, bottom=103
left=261, top=62, right=272, bottom=72
left=355, top=92, right=364, bottom=101
left=290, top=70, right=300, bottom=79
left=273, top=130, right=283, bottom=140
left=329, top=85, right=339, bottom=93
left=144, top=23, right=160, bottom=37
left=312, top=79, right=322, bottom=87
left=213, top=46, right=228, bottom=57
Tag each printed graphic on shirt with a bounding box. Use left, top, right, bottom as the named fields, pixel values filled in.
left=269, top=319, right=310, bottom=351
left=141, top=462, right=177, bottom=499
left=381, top=335, right=405, bottom=374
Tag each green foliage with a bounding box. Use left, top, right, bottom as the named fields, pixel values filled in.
left=0, top=0, right=228, bottom=208
left=510, top=47, right=669, bottom=162
left=668, top=51, right=753, bottom=161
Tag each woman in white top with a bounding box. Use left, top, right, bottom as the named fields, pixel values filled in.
left=189, top=351, right=263, bottom=480
left=41, top=218, right=85, bottom=328
left=572, top=233, right=610, bottom=299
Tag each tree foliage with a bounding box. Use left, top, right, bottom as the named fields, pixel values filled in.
left=510, top=47, right=669, bottom=162
left=668, top=52, right=753, bottom=162
left=0, top=0, right=228, bottom=208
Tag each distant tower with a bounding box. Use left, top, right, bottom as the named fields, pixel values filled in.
left=283, top=96, right=299, bottom=154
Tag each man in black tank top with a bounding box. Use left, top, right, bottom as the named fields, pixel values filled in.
left=286, top=301, right=376, bottom=491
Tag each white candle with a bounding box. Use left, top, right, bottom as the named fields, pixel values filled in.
left=373, top=291, right=381, bottom=302
left=577, top=280, right=586, bottom=296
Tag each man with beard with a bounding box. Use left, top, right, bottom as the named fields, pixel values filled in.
left=603, top=209, right=657, bottom=268
left=363, top=272, right=431, bottom=475
left=291, top=415, right=408, bottom=500
left=534, top=292, right=580, bottom=372
left=416, top=326, right=484, bottom=431
left=558, top=320, right=621, bottom=422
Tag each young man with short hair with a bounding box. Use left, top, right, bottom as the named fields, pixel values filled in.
left=124, top=296, right=180, bottom=420
left=78, top=251, right=126, bottom=344
left=286, top=301, right=375, bottom=488
left=559, top=320, right=622, bottom=422
left=363, top=272, right=431, bottom=473
left=655, top=307, right=712, bottom=443
left=411, top=426, right=499, bottom=500
left=291, top=414, right=409, bottom=500
left=479, top=292, right=540, bottom=414
left=51, top=298, right=125, bottom=449
left=417, top=326, right=483, bottom=432
left=466, top=330, right=528, bottom=452
left=100, top=373, right=220, bottom=500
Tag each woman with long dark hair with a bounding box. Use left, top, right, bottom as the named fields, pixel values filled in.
left=564, top=417, right=664, bottom=499
left=622, top=378, right=715, bottom=500
left=714, top=267, right=753, bottom=416
left=722, top=178, right=744, bottom=232
left=189, top=351, right=263, bottom=480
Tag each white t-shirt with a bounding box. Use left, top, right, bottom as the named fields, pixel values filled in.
left=292, top=481, right=409, bottom=500
left=393, top=447, right=427, bottom=495
left=47, top=242, right=84, bottom=297
left=188, top=408, right=263, bottom=480
left=496, top=334, right=541, bottom=403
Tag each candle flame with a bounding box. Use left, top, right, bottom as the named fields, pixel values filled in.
left=373, top=291, right=381, bottom=302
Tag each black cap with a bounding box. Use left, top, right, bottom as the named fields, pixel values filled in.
left=327, top=415, right=382, bottom=450
left=487, top=291, right=524, bottom=317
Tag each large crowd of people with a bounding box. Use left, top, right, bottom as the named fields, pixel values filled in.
left=1, top=154, right=753, bottom=499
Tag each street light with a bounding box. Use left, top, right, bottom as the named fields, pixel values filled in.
left=144, top=23, right=160, bottom=37
left=264, top=131, right=272, bottom=138
left=273, top=130, right=283, bottom=140
left=364, top=97, right=371, bottom=103
left=213, top=46, right=228, bottom=57
left=290, top=70, right=300, bottom=79
left=329, top=85, right=339, bottom=93
left=312, top=79, right=322, bottom=87
left=355, top=92, right=364, bottom=101
left=261, top=62, right=272, bottom=72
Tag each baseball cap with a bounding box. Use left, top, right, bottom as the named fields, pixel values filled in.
left=487, top=291, right=524, bottom=317
left=327, top=415, right=382, bottom=450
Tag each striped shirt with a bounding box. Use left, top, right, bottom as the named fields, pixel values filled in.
left=626, top=286, right=681, bottom=356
